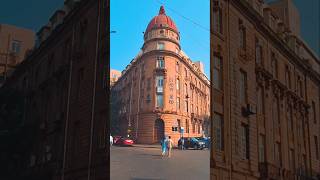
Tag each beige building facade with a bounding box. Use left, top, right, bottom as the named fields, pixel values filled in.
left=0, top=24, right=34, bottom=85
left=112, top=6, right=210, bottom=145
left=211, top=0, right=320, bottom=179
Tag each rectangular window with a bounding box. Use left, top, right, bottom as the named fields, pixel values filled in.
left=192, top=121, right=195, bottom=133
left=213, top=7, right=222, bottom=33
left=11, top=40, right=21, bottom=54
left=185, top=83, right=188, bottom=95
left=289, top=149, right=295, bottom=172
left=213, top=55, right=222, bottom=90
left=176, top=62, right=179, bottom=72
left=258, top=134, right=265, bottom=162
left=214, top=114, right=224, bottom=151
left=157, top=42, right=164, bottom=50
left=239, top=23, right=246, bottom=50
left=156, top=76, right=164, bottom=93
left=185, top=100, right=188, bottom=112
left=156, top=94, right=163, bottom=108
left=257, top=88, right=264, bottom=115
left=240, top=70, right=247, bottom=104
left=255, top=39, right=262, bottom=64
left=176, top=78, right=180, bottom=90
left=186, top=119, right=189, bottom=133
left=241, top=124, right=249, bottom=159
left=315, top=136, right=319, bottom=159
left=275, top=142, right=282, bottom=166
left=156, top=56, right=165, bottom=68
left=176, top=97, right=180, bottom=110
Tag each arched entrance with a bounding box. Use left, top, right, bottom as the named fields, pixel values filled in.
left=154, top=119, right=164, bottom=143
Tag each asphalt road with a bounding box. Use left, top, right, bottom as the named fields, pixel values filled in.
left=110, top=144, right=210, bottom=180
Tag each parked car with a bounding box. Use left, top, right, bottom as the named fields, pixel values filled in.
left=114, top=137, right=134, bottom=146
left=194, top=137, right=210, bottom=149
left=178, top=137, right=206, bottom=150
left=113, top=135, right=122, bottom=144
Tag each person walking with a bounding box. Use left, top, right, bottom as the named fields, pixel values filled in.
left=181, top=137, right=185, bottom=150
left=167, top=136, right=174, bottom=158
left=160, top=137, right=167, bottom=157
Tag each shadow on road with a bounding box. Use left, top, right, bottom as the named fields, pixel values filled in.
left=131, top=178, right=165, bottom=180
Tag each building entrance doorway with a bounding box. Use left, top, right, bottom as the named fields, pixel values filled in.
left=154, top=118, right=164, bottom=142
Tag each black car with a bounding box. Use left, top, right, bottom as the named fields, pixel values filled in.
left=178, top=137, right=206, bottom=150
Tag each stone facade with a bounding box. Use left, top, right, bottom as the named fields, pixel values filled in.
left=0, top=0, right=109, bottom=179
left=0, top=24, right=34, bottom=85
left=112, top=6, right=211, bottom=146
left=211, top=0, right=320, bottom=179
left=110, top=69, right=121, bottom=87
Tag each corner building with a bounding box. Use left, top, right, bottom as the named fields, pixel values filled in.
left=112, top=6, right=210, bottom=145
left=211, top=0, right=320, bottom=180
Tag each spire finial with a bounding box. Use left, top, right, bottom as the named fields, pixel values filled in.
left=159, top=6, right=166, bottom=15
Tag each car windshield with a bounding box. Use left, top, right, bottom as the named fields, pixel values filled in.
left=195, top=137, right=204, bottom=140
left=191, top=137, right=199, bottom=141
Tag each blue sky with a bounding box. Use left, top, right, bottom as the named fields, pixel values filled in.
left=111, top=0, right=210, bottom=77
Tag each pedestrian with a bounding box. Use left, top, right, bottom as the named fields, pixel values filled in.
left=167, top=136, right=174, bottom=158
left=160, top=137, right=167, bottom=157
left=181, top=137, right=185, bottom=150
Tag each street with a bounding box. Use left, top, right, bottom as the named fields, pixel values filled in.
left=110, top=144, right=210, bottom=180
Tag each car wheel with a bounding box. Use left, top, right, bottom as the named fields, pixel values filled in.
left=193, top=144, right=198, bottom=149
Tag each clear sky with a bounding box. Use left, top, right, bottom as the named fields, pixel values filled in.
left=111, top=0, right=210, bottom=77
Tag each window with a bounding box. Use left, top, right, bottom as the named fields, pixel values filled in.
left=273, top=98, right=280, bottom=133
left=185, top=83, right=188, bottom=95
left=240, top=70, right=247, bottom=104
left=257, top=88, right=264, bottom=115
left=176, top=97, right=180, bottom=110
left=214, top=114, right=224, bottom=151
left=288, top=106, right=294, bottom=138
left=289, top=149, right=295, bottom=172
left=156, top=76, right=164, bottom=93
left=213, top=55, right=223, bottom=90
left=176, top=78, right=180, bottom=90
left=271, top=52, right=278, bottom=78
left=11, top=40, right=21, bottom=54
left=239, top=21, right=246, bottom=49
left=241, top=124, right=249, bottom=159
left=146, top=94, right=151, bottom=103
left=157, top=42, right=164, bottom=50
left=185, top=100, right=188, bottom=112
left=315, top=136, right=319, bottom=160
left=177, top=119, right=181, bottom=132
left=197, top=122, right=201, bottom=134
left=184, top=68, right=188, bottom=78
left=255, top=39, right=262, bottom=64
left=192, top=121, right=195, bottom=133
left=285, top=68, right=291, bottom=88
left=186, top=119, right=189, bottom=133
left=258, top=135, right=265, bottom=162
left=156, top=94, right=163, bottom=108
left=213, top=6, right=223, bottom=34
left=156, top=56, right=165, bottom=68
left=313, top=101, right=317, bottom=124
left=176, top=62, right=179, bottom=72
left=274, top=142, right=282, bottom=166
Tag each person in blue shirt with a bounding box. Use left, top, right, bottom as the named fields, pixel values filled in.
left=160, top=136, right=167, bottom=157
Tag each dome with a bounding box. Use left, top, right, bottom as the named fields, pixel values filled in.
left=146, top=6, right=178, bottom=33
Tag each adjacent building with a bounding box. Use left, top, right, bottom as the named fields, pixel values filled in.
left=110, top=69, right=121, bottom=86
left=0, top=24, right=35, bottom=85
left=111, top=6, right=211, bottom=145
left=0, top=0, right=108, bottom=179
left=211, top=0, right=320, bottom=179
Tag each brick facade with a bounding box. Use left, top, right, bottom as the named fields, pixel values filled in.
left=111, top=6, right=211, bottom=146
left=0, top=0, right=109, bottom=179
left=211, top=0, right=320, bottom=179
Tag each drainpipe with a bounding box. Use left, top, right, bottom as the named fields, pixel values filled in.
left=227, top=1, right=232, bottom=179
left=61, top=18, right=76, bottom=180
left=87, top=0, right=101, bottom=179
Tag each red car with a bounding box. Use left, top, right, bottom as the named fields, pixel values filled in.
left=114, top=137, right=134, bottom=146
